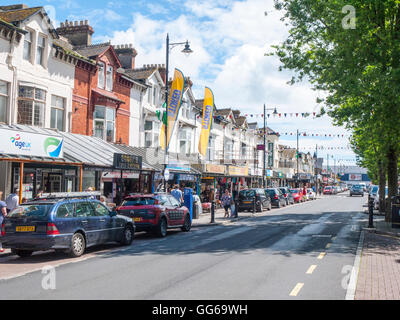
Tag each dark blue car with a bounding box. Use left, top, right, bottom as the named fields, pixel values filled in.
left=1, top=198, right=135, bottom=258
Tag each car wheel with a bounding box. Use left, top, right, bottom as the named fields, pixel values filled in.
left=12, top=249, right=33, bottom=258
left=257, top=202, right=263, bottom=212
left=277, top=201, right=281, bottom=208
left=157, top=217, right=168, bottom=238
left=268, top=203, right=272, bottom=211
left=181, top=214, right=192, bottom=232
left=120, top=225, right=134, bottom=246
left=69, top=232, right=86, bottom=258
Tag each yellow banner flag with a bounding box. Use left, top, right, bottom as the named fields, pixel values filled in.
left=160, top=68, right=185, bottom=150
left=198, top=87, right=214, bottom=156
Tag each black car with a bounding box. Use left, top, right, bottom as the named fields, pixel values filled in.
left=265, top=188, right=287, bottom=208
left=238, top=189, right=271, bottom=212
left=1, top=194, right=135, bottom=258
left=279, top=187, right=295, bottom=205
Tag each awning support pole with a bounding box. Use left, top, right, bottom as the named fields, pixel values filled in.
left=79, top=166, right=83, bottom=192
left=19, top=162, right=23, bottom=204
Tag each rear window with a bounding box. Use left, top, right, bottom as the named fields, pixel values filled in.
left=239, top=190, right=256, bottom=198
left=122, top=197, right=156, bottom=206
left=265, top=189, right=276, bottom=196
left=8, top=204, right=54, bottom=219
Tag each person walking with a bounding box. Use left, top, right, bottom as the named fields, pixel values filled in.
left=221, top=190, right=232, bottom=218
left=0, top=195, right=7, bottom=253
left=171, top=184, right=183, bottom=205
left=6, top=189, right=19, bottom=214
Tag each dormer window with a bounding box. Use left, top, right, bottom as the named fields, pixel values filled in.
left=23, top=30, right=32, bottom=61
left=98, top=62, right=105, bottom=89
left=106, top=65, right=113, bottom=91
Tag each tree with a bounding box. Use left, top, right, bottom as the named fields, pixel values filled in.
left=271, top=0, right=400, bottom=219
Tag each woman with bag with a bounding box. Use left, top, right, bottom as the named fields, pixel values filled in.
left=221, top=190, right=232, bottom=218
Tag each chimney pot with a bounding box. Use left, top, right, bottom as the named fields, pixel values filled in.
left=60, top=22, right=64, bottom=27
left=85, top=20, right=88, bottom=25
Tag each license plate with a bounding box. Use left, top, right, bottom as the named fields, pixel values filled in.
left=243, top=201, right=252, bottom=204
left=16, top=226, right=35, bottom=232
left=133, top=217, right=142, bottom=222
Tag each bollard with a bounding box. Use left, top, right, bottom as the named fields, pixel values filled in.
left=235, top=199, right=239, bottom=218
left=210, top=201, right=215, bottom=223
left=368, top=195, right=374, bottom=228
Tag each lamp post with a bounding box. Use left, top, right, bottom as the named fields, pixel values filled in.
left=163, top=34, right=193, bottom=192
left=263, top=104, right=278, bottom=188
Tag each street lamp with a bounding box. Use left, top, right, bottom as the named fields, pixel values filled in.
left=163, top=34, right=193, bottom=191
left=263, top=104, right=278, bottom=188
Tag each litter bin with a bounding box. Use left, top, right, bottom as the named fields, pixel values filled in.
left=391, top=196, right=400, bottom=229
left=192, top=197, right=199, bottom=219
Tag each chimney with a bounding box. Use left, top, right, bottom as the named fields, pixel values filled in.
left=0, top=4, right=29, bottom=11
left=113, top=44, right=137, bottom=70
left=56, top=20, right=94, bottom=47
left=158, top=64, right=166, bottom=84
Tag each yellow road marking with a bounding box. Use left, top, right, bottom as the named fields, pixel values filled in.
left=317, top=252, right=326, bottom=259
left=306, top=265, right=317, bottom=274
left=325, top=243, right=331, bottom=249
left=289, top=283, right=304, bottom=296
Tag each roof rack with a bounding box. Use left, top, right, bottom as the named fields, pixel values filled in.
left=34, top=191, right=101, bottom=200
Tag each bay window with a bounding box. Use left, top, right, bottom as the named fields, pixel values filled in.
left=94, top=106, right=115, bottom=142
left=17, top=86, right=45, bottom=127
left=0, top=81, right=8, bottom=123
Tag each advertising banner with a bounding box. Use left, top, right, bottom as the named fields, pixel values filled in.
left=198, top=87, right=214, bottom=156
left=160, top=68, right=185, bottom=150
left=0, top=128, right=63, bottom=158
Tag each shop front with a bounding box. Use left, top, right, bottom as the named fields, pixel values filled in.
left=198, top=164, right=226, bottom=201
left=0, top=125, right=83, bottom=202
left=226, top=165, right=249, bottom=199
left=164, top=162, right=200, bottom=193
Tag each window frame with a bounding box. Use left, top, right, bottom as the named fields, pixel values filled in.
left=17, top=86, right=46, bottom=127
left=0, top=80, right=9, bottom=123
left=23, top=29, right=33, bottom=62
left=50, top=95, right=65, bottom=131
left=98, top=62, right=105, bottom=89
left=36, top=33, right=46, bottom=66
left=106, top=65, right=113, bottom=91
left=93, top=105, right=115, bottom=142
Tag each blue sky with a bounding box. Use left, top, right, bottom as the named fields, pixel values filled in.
left=7, top=0, right=357, bottom=166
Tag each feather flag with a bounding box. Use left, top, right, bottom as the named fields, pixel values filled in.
left=198, top=87, right=215, bottom=156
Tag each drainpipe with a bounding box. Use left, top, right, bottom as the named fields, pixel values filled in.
left=7, top=30, right=18, bottom=125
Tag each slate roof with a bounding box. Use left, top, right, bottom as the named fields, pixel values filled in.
left=125, top=67, right=158, bottom=81
left=0, top=6, right=42, bottom=24
left=74, top=43, right=110, bottom=59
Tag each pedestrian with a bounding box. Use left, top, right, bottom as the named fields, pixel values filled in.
left=171, top=184, right=183, bottom=205
left=221, top=189, right=232, bottom=218
left=5, top=189, right=19, bottom=214
left=0, top=195, right=7, bottom=253
left=35, top=189, right=44, bottom=199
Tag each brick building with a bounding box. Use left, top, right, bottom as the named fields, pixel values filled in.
left=56, top=20, right=135, bottom=144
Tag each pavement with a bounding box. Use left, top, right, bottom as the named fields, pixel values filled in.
left=354, top=206, right=400, bottom=300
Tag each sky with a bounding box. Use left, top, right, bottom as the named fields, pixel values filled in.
left=12, top=0, right=357, bottom=168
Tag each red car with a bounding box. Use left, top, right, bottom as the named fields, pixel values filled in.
left=116, top=194, right=191, bottom=237
left=323, top=186, right=333, bottom=195
left=290, top=188, right=304, bottom=203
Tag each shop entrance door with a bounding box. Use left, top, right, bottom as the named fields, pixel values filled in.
left=44, top=173, right=62, bottom=193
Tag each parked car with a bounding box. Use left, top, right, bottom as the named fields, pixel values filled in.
left=290, top=188, right=304, bottom=203
left=323, top=186, right=333, bottom=195
left=116, top=194, right=191, bottom=237
left=372, top=186, right=388, bottom=210
left=1, top=196, right=135, bottom=258
left=307, top=188, right=316, bottom=200
left=238, top=189, right=271, bottom=212
left=279, top=187, right=295, bottom=205
left=332, top=186, right=339, bottom=194
left=265, top=188, right=286, bottom=208
left=350, top=185, right=364, bottom=197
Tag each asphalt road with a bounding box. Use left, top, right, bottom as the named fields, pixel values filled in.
left=0, top=193, right=366, bottom=300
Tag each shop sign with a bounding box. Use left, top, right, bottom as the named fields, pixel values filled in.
left=349, top=173, right=362, bottom=181
left=0, top=128, right=64, bottom=158
left=205, top=164, right=225, bottom=174
left=102, top=171, right=140, bottom=179
left=113, top=153, right=142, bottom=170
left=266, top=170, right=273, bottom=177
left=228, top=166, right=248, bottom=176
left=166, top=163, right=191, bottom=172
left=179, top=174, right=196, bottom=182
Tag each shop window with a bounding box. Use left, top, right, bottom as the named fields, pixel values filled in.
left=93, top=106, right=115, bottom=142
left=50, top=95, right=65, bottom=131
left=0, top=81, right=8, bottom=123
left=17, top=86, right=46, bottom=127
left=98, top=62, right=105, bottom=89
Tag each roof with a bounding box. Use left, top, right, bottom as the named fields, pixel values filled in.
left=235, top=116, right=248, bottom=127
left=0, top=6, right=42, bottom=24
left=74, top=43, right=110, bottom=59
left=125, top=67, right=157, bottom=81
left=0, top=17, right=25, bottom=33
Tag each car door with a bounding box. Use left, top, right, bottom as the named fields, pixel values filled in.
left=75, top=201, right=99, bottom=246
left=91, top=202, right=117, bottom=243
left=167, top=195, right=185, bottom=226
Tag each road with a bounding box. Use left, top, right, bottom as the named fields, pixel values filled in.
left=0, top=193, right=366, bottom=300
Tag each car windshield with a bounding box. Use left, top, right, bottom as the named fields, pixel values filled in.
left=8, top=204, right=54, bottom=219
left=121, top=197, right=156, bottom=206
left=371, top=186, right=378, bottom=193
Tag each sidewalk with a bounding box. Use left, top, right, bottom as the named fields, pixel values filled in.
left=356, top=215, right=400, bottom=300
left=191, top=206, right=259, bottom=227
